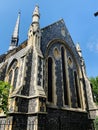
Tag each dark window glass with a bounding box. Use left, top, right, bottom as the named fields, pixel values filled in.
left=8, top=60, right=18, bottom=91
left=61, top=47, right=68, bottom=105
left=90, top=83, right=96, bottom=102
left=8, top=70, right=13, bottom=84
left=37, top=56, right=42, bottom=86
left=48, top=57, right=53, bottom=102
left=74, top=71, right=81, bottom=108
left=13, top=67, right=18, bottom=89
left=12, top=61, right=17, bottom=69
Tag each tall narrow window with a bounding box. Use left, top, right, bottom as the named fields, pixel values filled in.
left=61, top=47, right=68, bottom=105
left=37, top=56, right=42, bottom=86
left=74, top=71, right=81, bottom=108
left=8, top=70, right=13, bottom=84
left=13, top=67, right=19, bottom=89
left=48, top=57, right=53, bottom=102
left=7, top=60, right=19, bottom=90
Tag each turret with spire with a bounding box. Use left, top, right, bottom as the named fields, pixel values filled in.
left=76, top=43, right=85, bottom=67
left=76, top=42, right=86, bottom=73
left=28, top=5, right=41, bottom=48
left=28, top=5, right=45, bottom=96
left=76, top=43, right=82, bottom=58
left=9, top=12, right=20, bottom=51
left=32, top=5, right=40, bottom=25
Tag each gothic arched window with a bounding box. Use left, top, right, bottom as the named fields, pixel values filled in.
left=13, top=67, right=19, bottom=89
left=8, top=70, right=13, bottom=84
left=7, top=60, right=19, bottom=90
left=74, top=71, right=81, bottom=108
left=61, top=47, right=68, bottom=105
left=48, top=57, right=53, bottom=102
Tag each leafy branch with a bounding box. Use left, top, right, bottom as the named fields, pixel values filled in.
left=0, top=81, right=11, bottom=114
left=89, top=76, right=98, bottom=104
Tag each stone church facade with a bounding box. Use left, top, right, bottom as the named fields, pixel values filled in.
left=0, top=5, right=97, bottom=130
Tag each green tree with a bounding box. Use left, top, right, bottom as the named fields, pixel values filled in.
left=0, top=81, right=11, bottom=114
left=94, top=116, right=98, bottom=130
left=89, top=76, right=98, bottom=104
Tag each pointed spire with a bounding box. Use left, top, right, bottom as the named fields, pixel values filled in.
left=9, top=12, right=20, bottom=51
left=32, top=5, right=40, bottom=24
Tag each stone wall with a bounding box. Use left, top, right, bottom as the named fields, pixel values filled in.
left=0, top=63, right=7, bottom=81
left=41, top=19, right=80, bottom=66
left=38, top=108, right=94, bottom=130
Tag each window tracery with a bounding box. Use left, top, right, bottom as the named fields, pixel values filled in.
left=68, top=57, right=73, bottom=68
left=7, top=60, right=19, bottom=90
left=53, top=48, right=60, bottom=60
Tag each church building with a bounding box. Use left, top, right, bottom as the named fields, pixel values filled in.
left=0, top=5, right=97, bottom=130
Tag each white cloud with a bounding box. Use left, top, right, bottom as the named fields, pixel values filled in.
left=87, top=37, right=98, bottom=53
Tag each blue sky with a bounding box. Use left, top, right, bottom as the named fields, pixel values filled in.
left=0, top=0, right=98, bottom=78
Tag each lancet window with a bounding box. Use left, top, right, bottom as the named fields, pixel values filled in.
left=8, top=60, right=19, bottom=90
left=74, top=71, right=81, bottom=108
left=61, top=47, right=69, bottom=105
left=48, top=57, right=53, bottom=102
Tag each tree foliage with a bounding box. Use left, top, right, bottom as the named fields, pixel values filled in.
left=89, top=76, right=98, bottom=104
left=0, top=81, right=11, bottom=114
left=94, top=116, right=98, bottom=129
